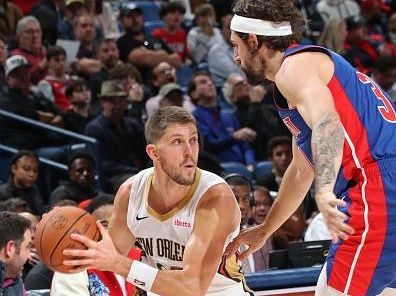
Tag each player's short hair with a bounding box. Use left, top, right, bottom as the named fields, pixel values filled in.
left=232, top=0, right=304, bottom=51
left=145, top=106, right=196, bottom=144
left=0, top=211, right=31, bottom=251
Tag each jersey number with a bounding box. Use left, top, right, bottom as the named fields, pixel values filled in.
left=357, top=71, right=396, bottom=123
left=283, top=117, right=301, bottom=138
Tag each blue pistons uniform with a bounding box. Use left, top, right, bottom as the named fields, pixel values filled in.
left=274, top=44, right=396, bottom=296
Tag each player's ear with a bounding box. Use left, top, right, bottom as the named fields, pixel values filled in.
left=247, top=33, right=259, bottom=51
left=146, top=144, right=158, bottom=161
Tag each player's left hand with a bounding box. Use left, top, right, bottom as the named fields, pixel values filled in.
left=315, top=191, right=355, bottom=243
left=63, top=221, right=120, bottom=273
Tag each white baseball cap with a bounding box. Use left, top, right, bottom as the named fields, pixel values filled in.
left=5, top=55, right=30, bottom=77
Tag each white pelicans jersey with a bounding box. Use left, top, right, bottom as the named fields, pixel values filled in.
left=127, top=168, right=252, bottom=296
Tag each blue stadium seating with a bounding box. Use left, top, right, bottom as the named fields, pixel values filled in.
left=255, top=161, right=273, bottom=180
left=126, top=1, right=160, bottom=21
left=220, top=162, right=251, bottom=180
left=144, top=19, right=165, bottom=35
left=176, top=64, right=194, bottom=92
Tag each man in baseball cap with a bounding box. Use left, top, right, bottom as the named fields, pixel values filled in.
left=4, top=55, right=31, bottom=96
left=4, top=55, right=30, bottom=77
left=158, top=82, right=184, bottom=108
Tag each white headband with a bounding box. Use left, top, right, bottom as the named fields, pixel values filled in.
left=230, top=14, right=292, bottom=36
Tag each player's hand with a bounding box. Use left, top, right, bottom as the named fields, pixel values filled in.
left=63, top=221, right=120, bottom=273
left=315, top=191, right=355, bottom=243
left=225, top=225, right=269, bottom=261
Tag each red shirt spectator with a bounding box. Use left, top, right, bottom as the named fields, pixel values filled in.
left=152, top=28, right=188, bottom=61
left=11, top=0, right=35, bottom=14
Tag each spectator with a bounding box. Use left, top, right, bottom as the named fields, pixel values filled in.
left=49, top=152, right=111, bottom=205
left=371, top=56, right=396, bottom=103
left=146, top=63, right=196, bottom=118
left=243, top=83, right=290, bottom=161
left=9, top=0, right=35, bottom=15
left=304, top=213, right=331, bottom=241
left=256, top=137, right=312, bottom=248
left=89, top=38, right=121, bottom=114
left=0, top=0, right=23, bottom=42
left=58, top=0, right=88, bottom=40
left=11, top=16, right=47, bottom=85
left=85, top=0, right=120, bottom=39
left=153, top=1, right=189, bottom=62
left=0, top=150, right=44, bottom=216
left=50, top=195, right=139, bottom=295
left=0, top=55, right=65, bottom=150
left=0, top=198, right=29, bottom=213
left=245, top=185, right=273, bottom=272
left=74, top=14, right=96, bottom=59
left=0, top=35, right=7, bottom=85
left=117, top=3, right=181, bottom=84
left=343, top=15, right=380, bottom=73
left=38, top=46, right=71, bottom=111
left=85, top=80, right=147, bottom=192
left=158, top=83, right=184, bottom=109
left=70, top=15, right=103, bottom=77
left=108, top=63, right=147, bottom=123
left=360, top=0, right=390, bottom=36
left=317, top=18, right=348, bottom=54
left=208, top=14, right=243, bottom=85
left=187, top=3, right=223, bottom=64
left=191, top=71, right=256, bottom=170
left=30, top=0, right=62, bottom=46
left=221, top=73, right=252, bottom=121
left=225, top=174, right=254, bottom=228
left=63, top=78, right=95, bottom=134
left=148, top=61, right=177, bottom=95
left=316, top=0, right=360, bottom=24
left=19, top=212, right=40, bottom=278
left=0, top=211, right=31, bottom=295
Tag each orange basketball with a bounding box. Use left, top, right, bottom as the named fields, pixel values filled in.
left=35, top=206, right=100, bottom=273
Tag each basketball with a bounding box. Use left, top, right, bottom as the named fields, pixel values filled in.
left=35, top=206, right=101, bottom=273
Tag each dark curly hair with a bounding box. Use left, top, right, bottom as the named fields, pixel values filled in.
left=232, top=0, right=304, bottom=51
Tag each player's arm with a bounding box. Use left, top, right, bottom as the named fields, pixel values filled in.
left=64, top=183, right=240, bottom=295
left=276, top=52, right=354, bottom=241
left=227, top=138, right=315, bottom=260
left=149, top=183, right=240, bottom=296
left=107, top=177, right=136, bottom=256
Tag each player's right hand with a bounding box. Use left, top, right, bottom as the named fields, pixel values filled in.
left=316, top=191, right=355, bottom=243
left=225, top=225, right=269, bottom=261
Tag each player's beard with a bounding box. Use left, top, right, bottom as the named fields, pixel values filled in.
left=160, top=157, right=196, bottom=186
left=241, top=52, right=266, bottom=86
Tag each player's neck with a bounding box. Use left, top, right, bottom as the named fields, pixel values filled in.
left=149, top=172, right=192, bottom=214
left=264, top=50, right=285, bottom=81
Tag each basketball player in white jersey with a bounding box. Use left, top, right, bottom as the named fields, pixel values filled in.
left=63, top=106, right=253, bottom=296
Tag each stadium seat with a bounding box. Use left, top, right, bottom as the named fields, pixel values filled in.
left=144, top=20, right=165, bottom=35
left=130, top=1, right=160, bottom=21
left=255, top=161, right=273, bottom=180
left=220, top=162, right=251, bottom=180
left=176, top=64, right=193, bottom=92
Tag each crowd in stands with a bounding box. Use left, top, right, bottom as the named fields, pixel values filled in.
left=1, top=0, right=396, bottom=294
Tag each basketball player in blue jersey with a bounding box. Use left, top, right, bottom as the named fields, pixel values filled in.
left=62, top=106, right=253, bottom=296
left=225, top=0, right=396, bottom=295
